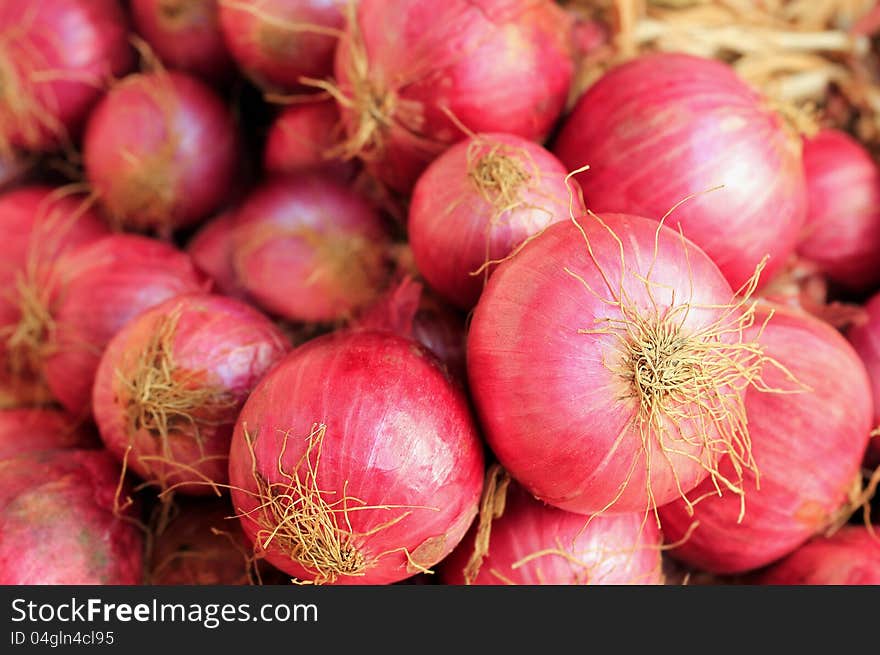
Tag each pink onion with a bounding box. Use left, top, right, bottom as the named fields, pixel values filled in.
left=228, top=330, right=484, bottom=584
left=847, top=291, right=880, bottom=466
left=186, top=211, right=248, bottom=299
left=0, top=408, right=98, bottom=458
left=553, top=53, right=807, bottom=291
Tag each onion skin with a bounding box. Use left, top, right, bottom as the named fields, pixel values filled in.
left=553, top=53, right=807, bottom=291
left=0, top=408, right=98, bottom=458
left=83, top=70, right=239, bottom=233
left=0, top=449, right=143, bottom=585
left=758, top=527, right=880, bottom=585
left=467, top=213, right=747, bottom=515
left=798, top=129, right=880, bottom=293
left=186, top=211, right=247, bottom=299
left=44, top=235, right=209, bottom=418
left=93, top=293, right=289, bottom=494
left=660, top=304, right=872, bottom=575
left=231, top=175, right=392, bottom=323
left=409, top=133, right=583, bottom=309
left=0, top=0, right=133, bottom=152
left=440, top=481, right=663, bottom=585
left=847, top=292, right=880, bottom=465
left=218, top=0, right=346, bottom=92
left=131, top=0, right=233, bottom=83
left=228, top=330, right=484, bottom=585
left=334, top=0, right=574, bottom=193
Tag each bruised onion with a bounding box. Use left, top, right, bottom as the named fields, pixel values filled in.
left=332, top=0, right=574, bottom=193
left=93, top=293, right=289, bottom=494
left=553, top=53, right=807, bottom=291
left=228, top=330, right=484, bottom=584
left=757, top=527, right=880, bottom=585
left=0, top=408, right=98, bottom=458
left=409, top=133, right=582, bottom=309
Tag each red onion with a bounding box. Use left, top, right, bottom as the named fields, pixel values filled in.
left=228, top=330, right=484, bottom=584
left=332, top=0, right=574, bottom=193
left=441, top=470, right=663, bottom=585
left=83, top=70, right=239, bottom=234
left=553, top=53, right=807, bottom=291
left=43, top=234, right=209, bottom=418
left=0, top=449, right=143, bottom=584
left=798, top=128, right=880, bottom=292
left=264, top=99, right=357, bottom=180
left=0, top=408, right=98, bottom=458
left=0, top=0, right=132, bottom=153
left=218, top=0, right=346, bottom=92
left=409, top=133, right=583, bottom=309
left=0, top=186, right=108, bottom=407
left=847, top=291, right=880, bottom=465
left=468, top=213, right=771, bottom=515
left=759, top=526, right=880, bottom=585
left=660, top=304, right=872, bottom=574
left=131, top=0, right=233, bottom=83
left=186, top=211, right=247, bottom=299
left=93, top=293, right=289, bottom=494
left=231, top=175, right=392, bottom=323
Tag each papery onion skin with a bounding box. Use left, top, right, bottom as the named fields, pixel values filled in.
left=231, top=175, right=391, bottom=323
left=0, top=449, right=143, bottom=584
left=44, top=235, right=209, bottom=418
left=758, top=527, right=880, bottom=585
left=218, top=0, right=346, bottom=92
left=83, top=70, right=239, bottom=233
left=409, top=133, right=583, bottom=310
left=441, top=481, right=663, bottom=585
left=93, top=293, right=289, bottom=494
left=847, top=291, right=880, bottom=466
left=660, top=304, right=872, bottom=574
left=131, top=0, right=232, bottom=83
left=228, top=330, right=484, bottom=585
left=553, top=53, right=807, bottom=291
left=187, top=211, right=248, bottom=299
left=798, top=128, right=880, bottom=293
left=467, top=213, right=747, bottom=515
left=0, top=0, right=133, bottom=152
left=334, top=0, right=574, bottom=193
left=0, top=408, right=99, bottom=458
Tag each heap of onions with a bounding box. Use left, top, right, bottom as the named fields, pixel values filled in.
left=440, top=468, right=663, bottom=585
left=0, top=408, right=98, bottom=458
left=83, top=69, right=238, bottom=234
left=0, top=0, right=132, bottom=153
left=797, top=128, right=880, bottom=293
left=42, top=234, right=208, bottom=417
left=0, top=449, right=143, bottom=584
left=217, top=0, right=345, bottom=92
left=847, top=291, right=880, bottom=466
left=468, top=212, right=772, bottom=515
left=409, top=133, right=583, bottom=309
left=187, top=211, right=247, bottom=299
left=331, top=0, right=574, bottom=193
left=93, top=293, right=289, bottom=494
left=130, top=0, right=233, bottom=83
left=228, top=330, right=484, bottom=584
left=659, top=304, right=872, bottom=574
left=231, top=175, right=392, bottom=323
left=553, top=53, right=807, bottom=291
left=757, top=527, right=880, bottom=585
left=0, top=186, right=108, bottom=407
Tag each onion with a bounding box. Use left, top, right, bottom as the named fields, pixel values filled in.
left=43, top=234, right=209, bottom=418
left=332, top=0, right=574, bottom=193
left=0, top=449, right=143, bottom=584
left=93, top=293, right=289, bottom=494
left=264, top=99, right=357, bottom=180
left=0, top=0, right=132, bottom=153
left=440, top=469, right=663, bottom=585
left=659, top=304, right=872, bottom=574
left=797, top=128, right=880, bottom=293
left=131, top=0, right=233, bottom=83
left=553, top=53, right=807, bottom=291
left=0, top=186, right=108, bottom=408
left=847, top=291, right=880, bottom=466
left=758, top=526, right=880, bottom=585
left=83, top=70, right=239, bottom=234
left=228, top=330, right=484, bottom=584
left=186, top=211, right=247, bottom=299
left=468, top=212, right=772, bottom=515
left=231, top=175, right=392, bottom=323
left=218, top=0, right=346, bottom=92
left=0, top=408, right=98, bottom=458
left=409, top=133, right=584, bottom=309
